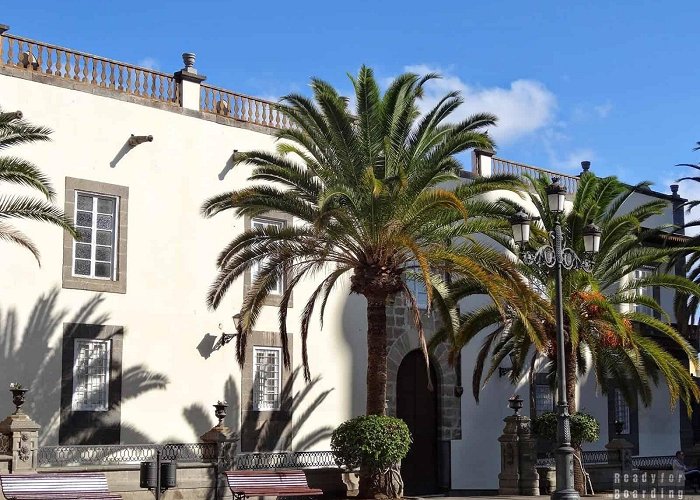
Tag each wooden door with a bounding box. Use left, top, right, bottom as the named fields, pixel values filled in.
left=397, top=350, right=439, bottom=495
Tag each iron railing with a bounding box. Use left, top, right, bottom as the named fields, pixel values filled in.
left=37, top=442, right=217, bottom=467
left=632, top=455, right=675, bottom=469
left=537, top=453, right=676, bottom=470
left=582, top=450, right=610, bottom=464
left=235, top=451, right=337, bottom=470
left=491, top=157, right=579, bottom=194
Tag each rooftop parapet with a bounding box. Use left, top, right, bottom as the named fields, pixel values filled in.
left=0, top=25, right=287, bottom=131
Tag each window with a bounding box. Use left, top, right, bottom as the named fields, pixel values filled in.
left=405, top=275, right=428, bottom=310
left=72, top=339, right=110, bottom=411
left=614, top=389, right=631, bottom=434
left=63, top=178, right=128, bottom=294
left=634, top=267, right=654, bottom=315
left=253, top=346, right=281, bottom=411
left=73, top=192, right=118, bottom=279
left=251, top=218, right=284, bottom=295
left=534, top=377, right=554, bottom=416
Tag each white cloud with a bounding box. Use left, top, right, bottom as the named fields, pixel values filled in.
left=546, top=146, right=597, bottom=173
left=137, top=57, right=159, bottom=70
left=594, top=101, right=613, bottom=118
left=403, top=65, right=557, bottom=145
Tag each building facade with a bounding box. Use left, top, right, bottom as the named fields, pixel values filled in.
left=0, top=25, right=695, bottom=495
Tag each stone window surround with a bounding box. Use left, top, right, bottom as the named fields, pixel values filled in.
left=243, top=212, right=294, bottom=307
left=63, top=177, right=128, bottom=293
left=59, top=323, right=123, bottom=445
left=240, top=330, right=293, bottom=452
left=607, top=385, right=639, bottom=455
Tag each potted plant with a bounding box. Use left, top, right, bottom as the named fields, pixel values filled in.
left=331, top=415, right=411, bottom=499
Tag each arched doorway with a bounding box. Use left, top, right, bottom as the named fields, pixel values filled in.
left=397, top=350, right=439, bottom=495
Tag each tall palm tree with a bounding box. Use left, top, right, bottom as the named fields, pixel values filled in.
left=201, top=66, right=523, bottom=417
left=0, top=109, right=76, bottom=261
left=445, top=172, right=700, bottom=413
left=439, top=172, right=700, bottom=493
left=675, top=141, right=700, bottom=323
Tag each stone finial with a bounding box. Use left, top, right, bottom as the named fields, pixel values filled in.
left=581, top=160, right=591, bottom=173
left=182, top=52, right=197, bottom=74
left=671, top=184, right=680, bottom=197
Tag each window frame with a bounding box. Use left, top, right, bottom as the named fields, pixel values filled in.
left=63, top=178, right=128, bottom=294
left=250, top=218, right=285, bottom=296
left=252, top=346, right=282, bottom=411
left=72, top=339, right=111, bottom=412
left=72, top=191, right=119, bottom=281
left=243, top=212, right=293, bottom=307
left=613, top=388, right=631, bottom=434
left=633, top=266, right=655, bottom=316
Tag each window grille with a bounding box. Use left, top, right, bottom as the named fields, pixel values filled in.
left=253, top=347, right=281, bottom=411
left=251, top=218, right=284, bottom=295
left=73, top=192, right=118, bottom=279
left=72, top=339, right=110, bottom=411
left=614, top=388, right=631, bottom=434
left=534, top=383, right=554, bottom=416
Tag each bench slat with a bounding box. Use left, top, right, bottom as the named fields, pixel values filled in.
left=0, top=473, right=120, bottom=499
left=225, top=470, right=323, bottom=498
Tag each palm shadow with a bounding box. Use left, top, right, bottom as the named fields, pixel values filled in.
left=0, top=287, right=169, bottom=445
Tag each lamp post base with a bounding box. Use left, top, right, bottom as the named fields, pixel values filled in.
left=552, top=487, right=580, bottom=500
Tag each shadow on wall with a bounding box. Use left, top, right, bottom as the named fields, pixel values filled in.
left=0, top=287, right=169, bottom=445
left=241, top=368, right=334, bottom=452
left=341, top=293, right=368, bottom=418
left=124, top=369, right=334, bottom=453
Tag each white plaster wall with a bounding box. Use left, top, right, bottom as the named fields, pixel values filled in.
left=0, top=72, right=363, bottom=448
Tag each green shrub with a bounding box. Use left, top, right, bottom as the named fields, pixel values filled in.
left=532, top=411, right=600, bottom=447
left=331, top=415, right=412, bottom=471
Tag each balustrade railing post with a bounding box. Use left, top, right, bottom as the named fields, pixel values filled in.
left=175, top=52, right=206, bottom=110
left=472, top=147, right=495, bottom=177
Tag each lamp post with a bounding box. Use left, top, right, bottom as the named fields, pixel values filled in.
left=510, top=178, right=602, bottom=500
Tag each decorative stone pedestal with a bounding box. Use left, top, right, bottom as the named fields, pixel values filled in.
left=517, top=416, right=540, bottom=495
left=0, top=412, right=40, bottom=473
left=499, top=415, right=521, bottom=494
left=498, top=396, right=539, bottom=495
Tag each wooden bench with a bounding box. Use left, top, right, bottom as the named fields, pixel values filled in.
left=0, top=472, right=122, bottom=499
left=225, top=470, right=323, bottom=499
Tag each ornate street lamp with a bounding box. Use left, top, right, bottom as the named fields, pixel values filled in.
left=510, top=178, right=602, bottom=500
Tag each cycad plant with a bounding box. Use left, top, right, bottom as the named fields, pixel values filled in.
left=0, top=109, right=76, bottom=261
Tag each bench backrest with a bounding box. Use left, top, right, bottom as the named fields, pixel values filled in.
left=0, top=473, right=110, bottom=495
left=226, top=470, right=310, bottom=490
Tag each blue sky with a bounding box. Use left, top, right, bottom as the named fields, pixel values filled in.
left=3, top=1, right=699, bottom=202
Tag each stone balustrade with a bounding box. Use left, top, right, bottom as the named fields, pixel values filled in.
left=0, top=26, right=288, bottom=133
left=0, top=32, right=178, bottom=103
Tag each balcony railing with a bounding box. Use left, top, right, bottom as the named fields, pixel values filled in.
left=0, top=32, right=179, bottom=103
left=492, top=157, right=579, bottom=194
left=200, top=84, right=290, bottom=129
left=37, top=443, right=217, bottom=467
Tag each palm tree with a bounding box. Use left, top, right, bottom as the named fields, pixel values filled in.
left=447, top=171, right=700, bottom=415
left=201, top=66, right=523, bottom=417
left=0, top=109, right=76, bottom=261
left=675, top=141, right=700, bottom=323
left=440, top=172, right=700, bottom=493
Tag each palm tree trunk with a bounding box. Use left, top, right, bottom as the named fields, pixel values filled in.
left=565, top=344, right=585, bottom=494
left=366, top=293, right=388, bottom=416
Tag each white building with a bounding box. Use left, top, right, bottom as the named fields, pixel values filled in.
left=0, top=25, right=695, bottom=495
